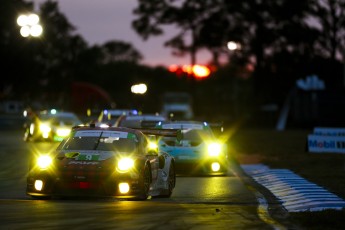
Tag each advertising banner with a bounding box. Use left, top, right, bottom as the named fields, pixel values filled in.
left=307, top=134, right=345, bottom=153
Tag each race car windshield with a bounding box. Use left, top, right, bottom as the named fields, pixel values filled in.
left=60, top=136, right=138, bottom=152
left=182, top=129, right=213, bottom=141
left=97, top=138, right=138, bottom=152
left=39, top=114, right=81, bottom=126
left=160, top=129, right=214, bottom=146
left=60, top=136, right=100, bottom=150
left=50, top=117, right=80, bottom=126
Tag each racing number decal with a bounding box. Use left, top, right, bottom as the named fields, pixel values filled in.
left=78, top=154, right=99, bottom=161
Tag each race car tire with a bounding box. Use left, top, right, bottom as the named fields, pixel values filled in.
left=156, top=163, right=176, bottom=198
left=136, top=165, right=151, bottom=200
left=30, top=195, right=52, bottom=200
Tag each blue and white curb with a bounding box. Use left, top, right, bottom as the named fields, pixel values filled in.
left=242, top=164, right=345, bottom=212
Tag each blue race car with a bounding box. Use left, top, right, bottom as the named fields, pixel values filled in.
left=155, top=121, right=229, bottom=175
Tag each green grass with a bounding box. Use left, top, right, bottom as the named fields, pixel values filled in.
left=228, top=128, right=345, bottom=229
left=290, top=209, right=345, bottom=230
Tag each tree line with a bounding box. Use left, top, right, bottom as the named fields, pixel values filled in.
left=1, top=0, right=344, bottom=124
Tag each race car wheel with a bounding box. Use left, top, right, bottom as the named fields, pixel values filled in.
left=137, top=165, right=151, bottom=200
left=31, top=195, right=52, bottom=200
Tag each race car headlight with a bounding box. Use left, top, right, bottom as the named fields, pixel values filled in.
left=118, top=182, right=130, bottom=194
left=117, top=158, right=134, bottom=173
left=39, top=124, right=51, bottom=133
left=208, top=143, right=222, bottom=157
left=211, top=162, right=221, bottom=172
left=148, top=141, right=158, bottom=150
left=37, top=155, right=53, bottom=169
left=148, top=141, right=158, bottom=153
left=56, top=128, right=71, bottom=137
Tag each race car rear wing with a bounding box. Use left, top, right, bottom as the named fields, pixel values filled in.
left=137, top=128, right=182, bottom=140
left=140, top=120, right=162, bottom=128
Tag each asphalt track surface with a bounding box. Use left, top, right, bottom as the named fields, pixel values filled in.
left=0, top=129, right=297, bottom=229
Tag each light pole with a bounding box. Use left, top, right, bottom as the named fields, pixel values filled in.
left=131, top=83, right=147, bottom=113
left=17, top=13, right=43, bottom=37
left=226, top=41, right=242, bottom=119
left=227, top=41, right=241, bottom=63
left=227, top=41, right=241, bottom=51
left=343, top=49, right=345, bottom=88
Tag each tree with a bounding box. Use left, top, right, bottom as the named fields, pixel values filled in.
left=307, top=0, right=345, bottom=87
left=0, top=0, right=34, bottom=97
left=309, top=0, right=345, bottom=60
left=38, top=0, right=88, bottom=85
left=132, top=0, right=222, bottom=66
left=101, top=40, right=143, bottom=63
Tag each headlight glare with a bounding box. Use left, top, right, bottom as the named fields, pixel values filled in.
left=208, top=143, right=222, bottom=156
left=148, top=141, right=158, bottom=150
left=37, top=155, right=52, bottom=169
left=56, top=128, right=70, bottom=137
left=39, top=124, right=51, bottom=133
left=117, top=158, right=134, bottom=172
left=211, top=162, right=221, bottom=172
left=34, top=180, right=44, bottom=191
left=118, top=182, right=130, bottom=194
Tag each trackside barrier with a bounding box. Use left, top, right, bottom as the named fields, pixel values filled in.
left=242, top=164, right=345, bottom=212
left=307, top=127, right=345, bottom=154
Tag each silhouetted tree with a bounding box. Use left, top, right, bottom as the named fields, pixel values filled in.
left=101, top=40, right=143, bottom=63
left=38, top=1, right=87, bottom=85
left=0, top=0, right=34, bottom=98
left=308, top=0, right=345, bottom=87
left=309, top=0, right=345, bottom=60
left=132, top=0, right=221, bottom=66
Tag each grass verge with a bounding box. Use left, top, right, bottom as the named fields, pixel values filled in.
left=229, top=128, right=345, bottom=230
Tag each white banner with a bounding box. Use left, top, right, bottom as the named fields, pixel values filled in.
left=313, top=127, right=345, bottom=136
left=307, top=135, right=345, bottom=153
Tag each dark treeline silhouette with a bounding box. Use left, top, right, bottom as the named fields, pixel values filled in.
left=1, top=0, right=345, bottom=127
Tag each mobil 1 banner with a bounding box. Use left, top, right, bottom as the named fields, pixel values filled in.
left=313, top=127, right=345, bottom=136
left=307, top=135, right=345, bottom=153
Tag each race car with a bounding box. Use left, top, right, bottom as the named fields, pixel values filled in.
left=95, top=109, right=138, bottom=127
left=155, top=120, right=229, bottom=175
left=26, top=125, right=177, bottom=200
left=23, top=109, right=83, bottom=142
left=114, top=113, right=167, bottom=128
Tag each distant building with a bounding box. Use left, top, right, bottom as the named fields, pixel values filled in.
left=161, top=92, right=194, bottom=120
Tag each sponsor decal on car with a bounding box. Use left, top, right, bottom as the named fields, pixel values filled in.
left=77, top=154, right=100, bottom=161
left=68, top=161, right=100, bottom=165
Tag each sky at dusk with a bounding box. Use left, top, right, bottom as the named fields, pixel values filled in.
left=32, top=0, right=211, bottom=67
